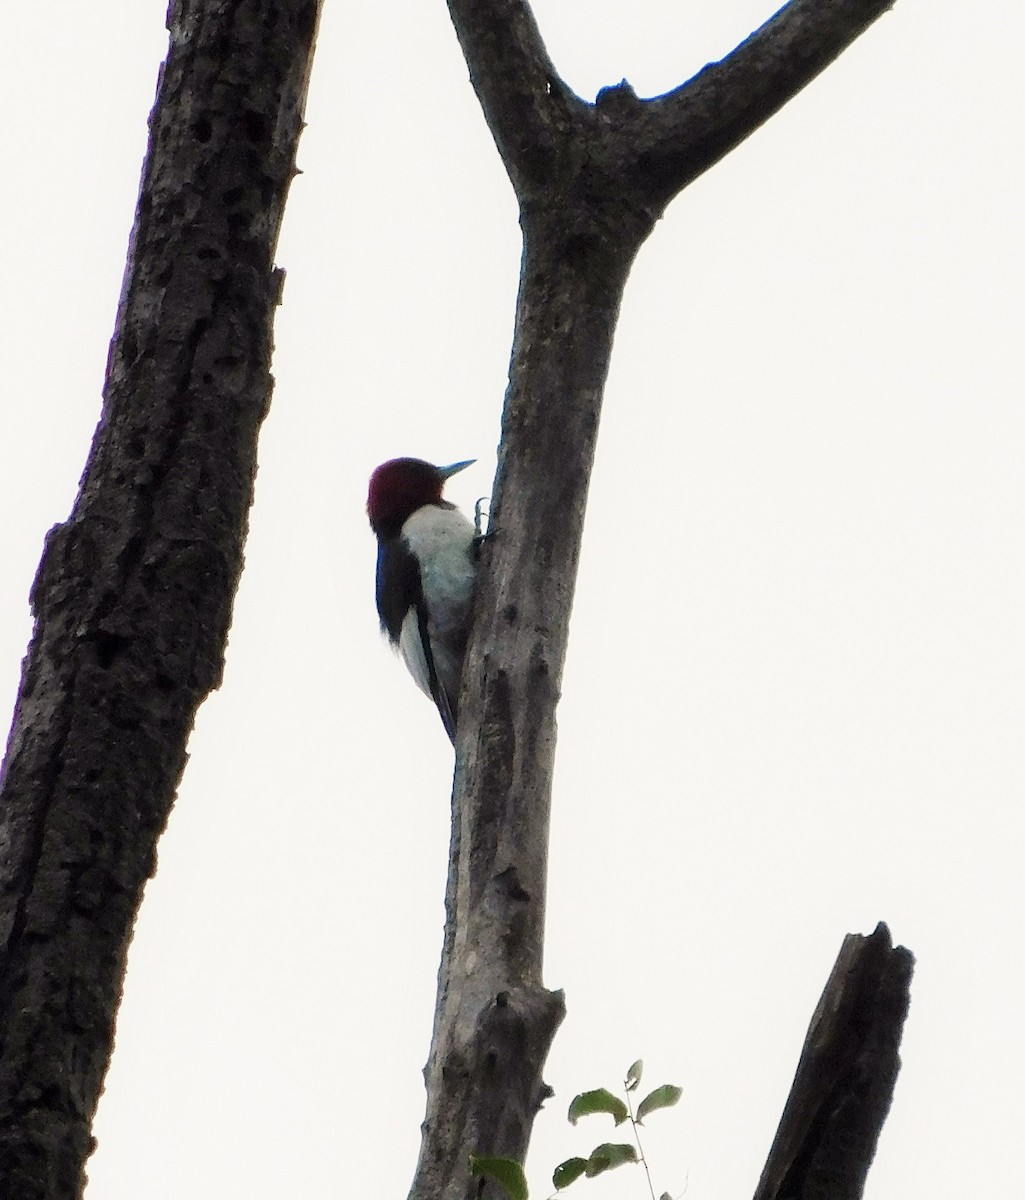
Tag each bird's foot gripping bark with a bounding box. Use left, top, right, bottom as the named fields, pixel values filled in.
left=473, top=496, right=492, bottom=544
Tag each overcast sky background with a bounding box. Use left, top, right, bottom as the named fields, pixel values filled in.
left=2, top=2, right=1022, bottom=1198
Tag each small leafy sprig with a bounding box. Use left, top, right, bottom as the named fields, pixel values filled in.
left=470, top=1059, right=682, bottom=1200
left=553, top=1059, right=682, bottom=1200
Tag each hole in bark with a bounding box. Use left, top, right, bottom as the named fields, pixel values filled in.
left=502, top=604, right=518, bottom=624
left=496, top=865, right=529, bottom=902
left=93, top=632, right=130, bottom=669
left=155, top=672, right=175, bottom=693
left=242, top=109, right=268, bottom=143
left=222, top=186, right=244, bottom=206
left=197, top=246, right=220, bottom=261
left=191, top=117, right=213, bottom=143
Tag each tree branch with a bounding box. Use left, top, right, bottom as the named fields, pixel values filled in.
left=444, top=0, right=586, bottom=192
left=634, top=0, right=897, bottom=205
left=447, top=0, right=895, bottom=211
left=412, top=3, right=904, bottom=1200
left=754, top=923, right=914, bottom=1200
left=0, top=3, right=320, bottom=1194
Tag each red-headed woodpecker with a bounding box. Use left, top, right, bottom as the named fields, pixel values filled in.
left=367, top=457, right=477, bottom=742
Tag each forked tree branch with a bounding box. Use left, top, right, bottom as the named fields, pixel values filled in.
left=412, top=2, right=901, bottom=1199
left=446, top=0, right=894, bottom=202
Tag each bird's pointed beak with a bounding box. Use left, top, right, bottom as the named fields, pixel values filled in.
left=437, top=459, right=476, bottom=479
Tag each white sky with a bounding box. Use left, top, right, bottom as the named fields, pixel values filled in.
left=2, top=2, right=1022, bottom=1198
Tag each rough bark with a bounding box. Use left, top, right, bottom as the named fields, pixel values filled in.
left=0, top=2, right=320, bottom=1195
left=755, top=923, right=915, bottom=1200
left=412, top=3, right=898, bottom=1199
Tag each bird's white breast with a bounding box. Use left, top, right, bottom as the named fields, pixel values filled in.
left=398, top=505, right=476, bottom=703
left=401, top=504, right=476, bottom=634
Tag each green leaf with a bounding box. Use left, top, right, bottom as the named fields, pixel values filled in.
left=636, top=1084, right=683, bottom=1122
left=552, top=1158, right=588, bottom=1190
left=625, top=1060, right=643, bottom=1092
left=469, top=1155, right=529, bottom=1200
left=585, top=1143, right=638, bottom=1177
left=568, top=1088, right=629, bottom=1126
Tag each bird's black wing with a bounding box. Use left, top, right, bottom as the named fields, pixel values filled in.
left=415, top=603, right=456, bottom=743
left=375, top=536, right=419, bottom=641
left=376, top=537, right=456, bottom=742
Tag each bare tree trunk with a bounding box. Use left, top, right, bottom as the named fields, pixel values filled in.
left=0, top=3, right=320, bottom=1195
left=411, top=3, right=899, bottom=1198
left=756, top=923, right=914, bottom=1200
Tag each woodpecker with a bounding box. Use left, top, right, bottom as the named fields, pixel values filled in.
left=367, top=457, right=477, bottom=742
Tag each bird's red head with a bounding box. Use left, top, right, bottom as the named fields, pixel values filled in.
left=367, top=457, right=474, bottom=539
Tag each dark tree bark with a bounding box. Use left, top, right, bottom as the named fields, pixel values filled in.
left=0, top=2, right=320, bottom=1196
left=413, top=3, right=901, bottom=1199
left=756, top=924, right=914, bottom=1200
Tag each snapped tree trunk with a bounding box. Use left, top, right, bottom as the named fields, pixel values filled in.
left=411, top=2, right=904, bottom=1199
left=0, top=3, right=321, bottom=1196
left=756, top=923, right=914, bottom=1200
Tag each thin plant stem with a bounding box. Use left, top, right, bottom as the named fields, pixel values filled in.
left=625, top=1080, right=657, bottom=1200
